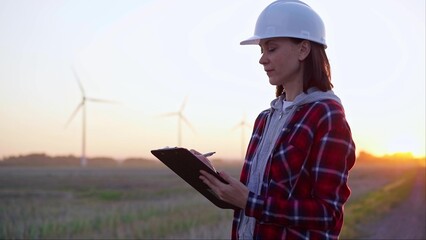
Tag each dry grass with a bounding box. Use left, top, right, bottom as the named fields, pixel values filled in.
left=0, top=167, right=238, bottom=239
left=0, top=160, right=421, bottom=239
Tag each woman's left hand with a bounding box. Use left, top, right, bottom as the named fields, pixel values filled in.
left=199, top=169, right=249, bottom=209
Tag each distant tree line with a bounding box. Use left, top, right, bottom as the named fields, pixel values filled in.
left=357, top=151, right=424, bottom=166
left=1, top=151, right=423, bottom=168
left=0, top=153, right=161, bottom=168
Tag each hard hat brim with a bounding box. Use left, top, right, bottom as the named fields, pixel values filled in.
left=240, top=36, right=262, bottom=45
left=240, top=35, right=327, bottom=48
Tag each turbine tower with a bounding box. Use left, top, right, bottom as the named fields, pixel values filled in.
left=233, top=113, right=251, bottom=160
left=160, top=97, right=195, bottom=146
left=65, top=67, right=116, bottom=167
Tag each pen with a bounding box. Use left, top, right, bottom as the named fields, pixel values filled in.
left=202, top=151, right=216, bottom=157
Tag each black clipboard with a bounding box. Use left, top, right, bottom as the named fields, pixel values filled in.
left=151, top=147, right=238, bottom=209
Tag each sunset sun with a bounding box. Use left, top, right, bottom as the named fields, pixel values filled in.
left=384, top=134, right=425, bottom=158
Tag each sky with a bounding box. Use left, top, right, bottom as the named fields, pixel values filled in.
left=0, top=0, right=425, bottom=161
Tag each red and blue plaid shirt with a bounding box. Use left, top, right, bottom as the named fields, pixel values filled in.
left=232, top=99, right=356, bottom=240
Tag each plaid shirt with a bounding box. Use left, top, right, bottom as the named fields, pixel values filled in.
left=232, top=99, right=356, bottom=240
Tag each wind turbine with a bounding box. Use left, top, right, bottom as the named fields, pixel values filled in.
left=65, top=67, right=117, bottom=167
left=232, top=113, right=251, bottom=160
left=159, top=97, right=196, bottom=146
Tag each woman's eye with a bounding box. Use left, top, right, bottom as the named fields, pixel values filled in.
left=260, top=46, right=276, bottom=54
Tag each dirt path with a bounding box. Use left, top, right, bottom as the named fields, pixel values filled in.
left=363, top=167, right=426, bottom=239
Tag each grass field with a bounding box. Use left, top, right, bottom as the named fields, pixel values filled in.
left=0, top=161, right=422, bottom=239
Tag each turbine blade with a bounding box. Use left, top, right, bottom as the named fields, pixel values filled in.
left=231, top=113, right=251, bottom=131
left=71, top=66, right=85, bottom=96
left=85, top=97, right=119, bottom=104
left=181, top=115, right=196, bottom=134
left=65, top=102, right=84, bottom=128
left=231, top=122, right=242, bottom=131
left=156, top=112, right=178, bottom=118
left=179, top=96, right=188, bottom=112
left=241, top=113, right=248, bottom=126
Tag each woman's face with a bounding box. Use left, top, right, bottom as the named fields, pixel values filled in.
left=258, top=38, right=303, bottom=87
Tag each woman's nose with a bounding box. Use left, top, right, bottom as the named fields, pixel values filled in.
left=259, top=53, right=268, bottom=65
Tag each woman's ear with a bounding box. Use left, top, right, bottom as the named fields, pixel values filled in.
left=298, top=40, right=311, bottom=61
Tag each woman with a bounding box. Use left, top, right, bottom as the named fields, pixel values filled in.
left=198, top=1, right=355, bottom=239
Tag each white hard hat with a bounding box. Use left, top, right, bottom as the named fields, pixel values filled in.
left=240, top=0, right=327, bottom=48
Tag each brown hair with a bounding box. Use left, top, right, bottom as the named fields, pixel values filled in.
left=275, top=38, right=332, bottom=97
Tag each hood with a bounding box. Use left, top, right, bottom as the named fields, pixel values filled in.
left=270, top=87, right=342, bottom=112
